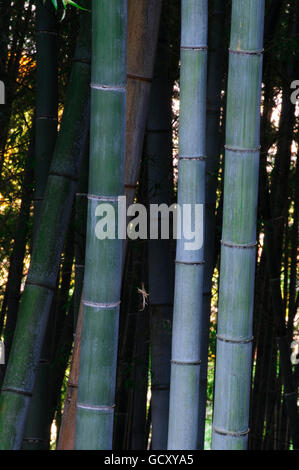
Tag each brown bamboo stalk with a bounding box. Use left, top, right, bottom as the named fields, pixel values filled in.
left=57, top=292, right=83, bottom=450
left=125, top=0, right=162, bottom=206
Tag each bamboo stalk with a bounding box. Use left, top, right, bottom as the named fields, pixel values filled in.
left=57, top=293, right=83, bottom=450
left=130, top=248, right=150, bottom=450
left=113, top=241, right=143, bottom=449
left=147, top=17, right=173, bottom=450
left=60, top=1, right=163, bottom=448
left=22, top=1, right=58, bottom=449
left=33, top=0, right=58, bottom=236
left=198, top=0, right=225, bottom=449
left=211, top=0, right=265, bottom=450
left=125, top=0, right=162, bottom=207
left=0, top=7, right=91, bottom=449
left=75, top=0, right=127, bottom=450
left=167, top=0, right=208, bottom=450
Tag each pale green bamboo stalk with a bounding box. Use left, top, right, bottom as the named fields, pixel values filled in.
left=0, top=7, right=91, bottom=449
left=211, top=0, right=265, bottom=450
left=168, top=0, right=208, bottom=450
left=75, top=0, right=127, bottom=450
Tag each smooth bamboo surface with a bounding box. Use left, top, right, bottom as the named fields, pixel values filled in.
left=168, top=0, right=208, bottom=450
left=212, top=0, right=265, bottom=450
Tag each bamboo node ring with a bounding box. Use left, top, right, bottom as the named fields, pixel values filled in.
left=171, top=360, right=201, bottom=366
left=179, top=156, right=207, bottom=161
left=229, top=48, right=264, bottom=56
left=77, top=403, right=115, bottom=412
left=90, top=83, right=126, bottom=92
left=217, top=334, right=253, bottom=344
left=221, top=240, right=257, bottom=249
left=26, top=280, right=55, bottom=291
left=127, top=73, right=152, bottom=83
left=175, top=260, right=205, bottom=266
left=225, top=145, right=261, bottom=153
left=181, top=45, right=208, bottom=51
left=84, top=300, right=121, bottom=309
left=87, top=194, right=122, bottom=202
left=213, top=425, right=250, bottom=437
left=1, top=387, right=32, bottom=398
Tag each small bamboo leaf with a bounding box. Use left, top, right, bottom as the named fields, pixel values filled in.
left=62, top=0, right=88, bottom=11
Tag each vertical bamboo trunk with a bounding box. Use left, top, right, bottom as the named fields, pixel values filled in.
left=130, top=262, right=150, bottom=450
left=74, top=145, right=89, bottom=330
left=33, top=0, right=58, bottom=234
left=198, top=0, right=225, bottom=449
left=0, top=7, right=91, bottom=449
left=211, top=0, right=265, bottom=450
left=125, top=0, right=162, bottom=207
left=113, top=242, right=143, bottom=449
left=57, top=294, right=83, bottom=450
left=22, top=1, right=58, bottom=449
left=147, top=18, right=173, bottom=450
left=168, top=0, right=208, bottom=450
left=58, top=2, right=162, bottom=448
left=75, top=0, right=127, bottom=450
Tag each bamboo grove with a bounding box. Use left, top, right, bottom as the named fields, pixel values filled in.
left=0, top=0, right=298, bottom=451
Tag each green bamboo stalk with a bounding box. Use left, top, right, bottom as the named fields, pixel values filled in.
left=22, top=1, right=58, bottom=449
left=33, top=0, right=58, bottom=236
left=167, top=0, right=208, bottom=450
left=198, top=0, right=225, bottom=449
left=211, top=0, right=265, bottom=450
left=75, top=0, right=127, bottom=450
left=147, top=18, right=173, bottom=450
left=0, top=7, right=91, bottom=449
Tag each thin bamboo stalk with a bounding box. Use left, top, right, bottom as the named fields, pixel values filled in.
left=75, top=0, right=127, bottom=450
left=74, top=144, right=89, bottom=330
left=211, top=0, right=265, bottom=450
left=198, top=0, right=225, bottom=449
left=113, top=241, right=143, bottom=449
left=168, top=0, right=208, bottom=450
left=33, top=0, right=58, bottom=236
left=147, top=18, right=173, bottom=450
left=125, top=0, right=162, bottom=207
left=130, top=251, right=150, bottom=450
left=0, top=7, right=91, bottom=449
left=22, top=1, right=58, bottom=449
